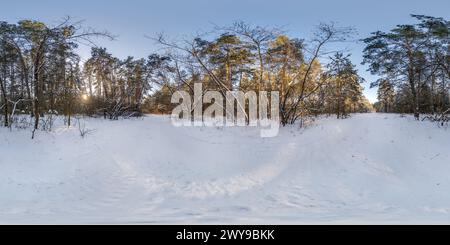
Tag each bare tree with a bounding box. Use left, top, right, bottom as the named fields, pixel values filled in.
left=281, top=23, right=355, bottom=125
left=217, top=21, right=281, bottom=90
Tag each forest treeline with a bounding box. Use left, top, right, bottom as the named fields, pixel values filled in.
left=0, top=15, right=448, bottom=136
left=367, top=15, right=449, bottom=119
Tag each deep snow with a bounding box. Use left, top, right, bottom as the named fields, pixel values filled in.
left=0, top=113, right=450, bottom=224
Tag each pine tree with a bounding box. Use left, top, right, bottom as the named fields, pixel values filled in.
left=377, top=79, right=395, bottom=113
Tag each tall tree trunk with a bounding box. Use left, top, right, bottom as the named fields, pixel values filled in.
left=225, top=61, right=232, bottom=90
left=67, top=68, right=72, bottom=127
left=33, top=61, right=40, bottom=131
left=406, top=46, right=420, bottom=120
left=0, top=77, right=8, bottom=127
left=257, top=45, right=264, bottom=91
left=430, top=74, right=436, bottom=113
left=88, top=75, right=93, bottom=97
left=411, top=85, right=420, bottom=120
left=32, top=42, right=45, bottom=134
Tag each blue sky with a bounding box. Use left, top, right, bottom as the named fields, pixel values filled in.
left=1, top=0, right=449, bottom=102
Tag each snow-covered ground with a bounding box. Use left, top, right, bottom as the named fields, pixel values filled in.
left=0, top=113, right=449, bottom=224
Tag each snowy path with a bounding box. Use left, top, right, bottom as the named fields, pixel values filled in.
left=1, top=113, right=450, bottom=224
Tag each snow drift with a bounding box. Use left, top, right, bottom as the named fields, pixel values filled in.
left=0, top=113, right=449, bottom=224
